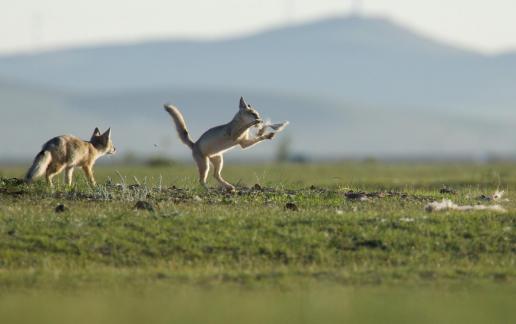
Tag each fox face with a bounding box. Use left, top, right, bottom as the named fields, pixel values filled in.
left=238, top=97, right=262, bottom=126
left=90, top=128, right=117, bottom=155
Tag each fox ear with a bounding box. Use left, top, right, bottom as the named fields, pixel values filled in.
left=93, top=128, right=101, bottom=137
left=103, top=128, right=112, bottom=139
left=239, top=97, right=248, bottom=110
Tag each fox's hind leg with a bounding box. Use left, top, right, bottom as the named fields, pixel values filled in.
left=46, top=163, right=65, bottom=188
left=193, top=152, right=209, bottom=190
left=210, top=155, right=235, bottom=192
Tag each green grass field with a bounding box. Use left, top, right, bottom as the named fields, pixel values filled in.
left=0, top=163, right=515, bottom=323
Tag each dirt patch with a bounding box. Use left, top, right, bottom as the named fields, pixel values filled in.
left=1, top=178, right=25, bottom=186
left=353, top=239, right=388, bottom=251
left=134, top=201, right=155, bottom=212
left=0, top=178, right=28, bottom=197
left=345, top=191, right=370, bottom=201
left=55, top=204, right=68, bottom=213
left=344, top=190, right=434, bottom=202
left=163, top=186, right=193, bottom=203
left=285, top=202, right=299, bottom=211
left=439, top=187, right=457, bottom=195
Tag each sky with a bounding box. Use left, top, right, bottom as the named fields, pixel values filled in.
left=1, top=0, right=516, bottom=55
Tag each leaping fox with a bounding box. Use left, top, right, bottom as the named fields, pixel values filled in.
left=165, top=97, right=284, bottom=191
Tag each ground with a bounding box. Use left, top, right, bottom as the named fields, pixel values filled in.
left=0, top=162, right=514, bottom=323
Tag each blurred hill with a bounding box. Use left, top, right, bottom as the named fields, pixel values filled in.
left=1, top=15, right=515, bottom=161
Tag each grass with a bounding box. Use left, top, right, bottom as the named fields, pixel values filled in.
left=0, top=162, right=515, bottom=323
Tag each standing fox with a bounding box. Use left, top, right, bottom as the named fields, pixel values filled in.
left=25, top=128, right=116, bottom=187
left=165, top=97, right=285, bottom=191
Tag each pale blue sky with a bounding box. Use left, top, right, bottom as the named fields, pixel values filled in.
left=1, top=0, right=515, bottom=54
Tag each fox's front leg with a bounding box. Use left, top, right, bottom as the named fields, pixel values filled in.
left=65, top=167, right=75, bottom=186
left=239, top=132, right=276, bottom=149
left=82, top=165, right=97, bottom=186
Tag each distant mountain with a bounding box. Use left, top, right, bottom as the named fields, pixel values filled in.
left=0, top=15, right=515, bottom=111
left=1, top=15, right=516, bottom=161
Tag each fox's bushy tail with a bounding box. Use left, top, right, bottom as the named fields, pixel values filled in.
left=25, top=151, right=52, bottom=183
left=164, top=104, right=195, bottom=149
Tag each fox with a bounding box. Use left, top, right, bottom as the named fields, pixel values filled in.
left=25, top=128, right=116, bottom=187
left=164, top=97, right=280, bottom=191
